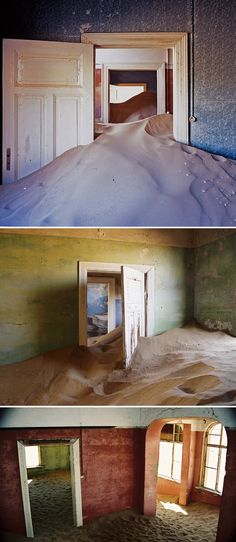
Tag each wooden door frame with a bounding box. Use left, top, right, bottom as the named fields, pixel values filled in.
left=78, top=261, right=155, bottom=346
left=101, top=62, right=165, bottom=122
left=82, top=32, right=189, bottom=143
left=17, top=438, right=83, bottom=538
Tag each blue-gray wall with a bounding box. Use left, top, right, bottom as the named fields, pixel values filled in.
left=2, top=0, right=236, bottom=158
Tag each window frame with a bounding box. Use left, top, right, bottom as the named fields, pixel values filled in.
left=201, top=423, right=227, bottom=494
left=158, top=423, right=183, bottom=482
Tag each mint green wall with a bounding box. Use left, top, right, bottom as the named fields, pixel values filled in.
left=0, top=234, right=194, bottom=365
left=40, top=444, right=70, bottom=470
left=194, top=234, right=236, bottom=337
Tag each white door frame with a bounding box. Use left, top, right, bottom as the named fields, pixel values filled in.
left=78, top=261, right=155, bottom=346
left=102, top=62, right=165, bottom=123
left=17, top=438, right=83, bottom=538
left=82, top=32, right=189, bottom=143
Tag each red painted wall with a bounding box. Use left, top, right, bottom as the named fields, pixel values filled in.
left=157, top=476, right=180, bottom=496
left=0, top=427, right=145, bottom=535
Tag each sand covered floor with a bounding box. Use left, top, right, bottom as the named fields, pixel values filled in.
left=1, top=502, right=220, bottom=542
left=0, top=323, right=236, bottom=406
left=0, top=114, right=236, bottom=226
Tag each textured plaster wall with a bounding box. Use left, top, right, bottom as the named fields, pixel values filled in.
left=40, top=444, right=70, bottom=471
left=194, top=234, right=236, bottom=336
left=0, top=233, right=194, bottom=365
left=0, top=427, right=145, bottom=535
left=191, top=0, right=236, bottom=159
left=2, top=0, right=236, bottom=158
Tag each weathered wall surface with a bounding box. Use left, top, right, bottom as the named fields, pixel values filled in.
left=194, top=234, right=236, bottom=336
left=0, top=233, right=194, bottom=365
left=0, top=427, right=145, bottom=535
left=2, top=0, right=236, bottom=158
left=40, top=444, right=70, bottom=471
left=191, top=0, right=236, bottom=159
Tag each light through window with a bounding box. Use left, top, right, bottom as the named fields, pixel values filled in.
left=25, top=445, right=40, bottom=468
left=202, top=423, right=227, bottom=494
left=158, top=423, right=183, bottom=482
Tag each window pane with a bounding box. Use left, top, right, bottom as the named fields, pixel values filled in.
left=210, top=424, right=221, bottom=435
left=218, top=448, right=227, bottom=493
left=204, top=467, right=217, bottom=491
left=173, top=442, right=182, bottom=463
left=25, top=446, right=40, bottom=468
left=205, top=446, right=219, bottom=469
left=208, top=434, right=221, bottom=445
left=158, top=441, right=173, bottom=478
left=172, top=460, right=181, bottom=481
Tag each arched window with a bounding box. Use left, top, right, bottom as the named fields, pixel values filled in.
left=202, top=423, right=227, bottom=494
left=158, top=423, right=183, bottom=482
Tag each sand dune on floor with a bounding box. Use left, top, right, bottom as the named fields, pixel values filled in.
left=0, top=503, right=219, bottom=542
left=109, top=91, right=157, bottom=122
left=0, top=114, right=236, bottom=226
left=0, top=323, right=235, bottom=406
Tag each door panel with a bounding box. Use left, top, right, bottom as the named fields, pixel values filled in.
left=122, top=266, right=145, bottom=368
left=3, top=39, right=94, bottom=183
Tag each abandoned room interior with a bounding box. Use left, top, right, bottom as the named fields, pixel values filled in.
left=0, top=406, right=236, bottom=542
left=0, top=1, right=236, bottom=540
left=0, top=227, right=235, bottom=406
left=1, top=0, right=236, bottom=226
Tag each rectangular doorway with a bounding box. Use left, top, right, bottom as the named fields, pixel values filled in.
left=17, top=438, right=82, bottom=538
left=3, top=32, right=188, bottom=183
left=78, top=261, right=154, bottom=368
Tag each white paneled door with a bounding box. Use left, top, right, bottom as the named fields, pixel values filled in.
left=3, top=39, right=94, bottom=183
left=122, top=265, right=145, bottom=369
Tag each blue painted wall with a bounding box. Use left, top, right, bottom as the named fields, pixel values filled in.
left=1, top=0, right=236, bottom=158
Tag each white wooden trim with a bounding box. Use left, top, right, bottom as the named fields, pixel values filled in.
left=82, top=32, right=189, bottom=143
left=156, top=63, right=166, bottom=115
left=17, top=441, right=34, bottom=538
left=70, top=439, right=83, bottom=527
left=78, top=261, right=154, bottom=346
left=102, top=62, right=163, bottom=123
left=146, top=266, right=155, bottom=337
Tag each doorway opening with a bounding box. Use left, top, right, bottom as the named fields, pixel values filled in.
left=82, top=32, right=188, bottom=144
left=17, top=438, right=82, bottom=538
left=78, top=261, right=154, bottom=368
left=145, top=418, right=227, bottom=542
left=94, top=47, right=171, bottom=131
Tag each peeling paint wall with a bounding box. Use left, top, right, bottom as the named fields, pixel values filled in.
left=194, top=234, right=236, bottom=337
left=0, top=233, right=194, bottom=365
left=2, top=0, right=236, bottom=158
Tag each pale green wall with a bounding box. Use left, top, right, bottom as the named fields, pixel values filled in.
left=0, top=233, right=194, bottom=365
left=194, top=234, right=236, bottom=337
left=40, top=444, right=70, bottom=470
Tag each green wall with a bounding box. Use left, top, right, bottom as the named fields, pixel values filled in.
left=0, top=233, right=194, bottom=365
left=40, top=444, right=70, bottom=470
left=194, top=234, right=236, bottom=337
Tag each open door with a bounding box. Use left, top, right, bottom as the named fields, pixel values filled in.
left=122, top=266, right=145, bottom=368
left=70, top=439, right=83, bottom=527
left=3, top=39, right=94, bottom=183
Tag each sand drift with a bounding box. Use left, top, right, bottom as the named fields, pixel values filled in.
left=0, top=323, right=236, bottom=406
left=0, top=115, right=236, bottom=226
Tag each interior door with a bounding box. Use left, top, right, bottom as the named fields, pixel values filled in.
left=3, top=39, right=94, bottom=183
left=70, top=439, right=83, bottom=527
left=122, top=266, right=145, bottom=368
